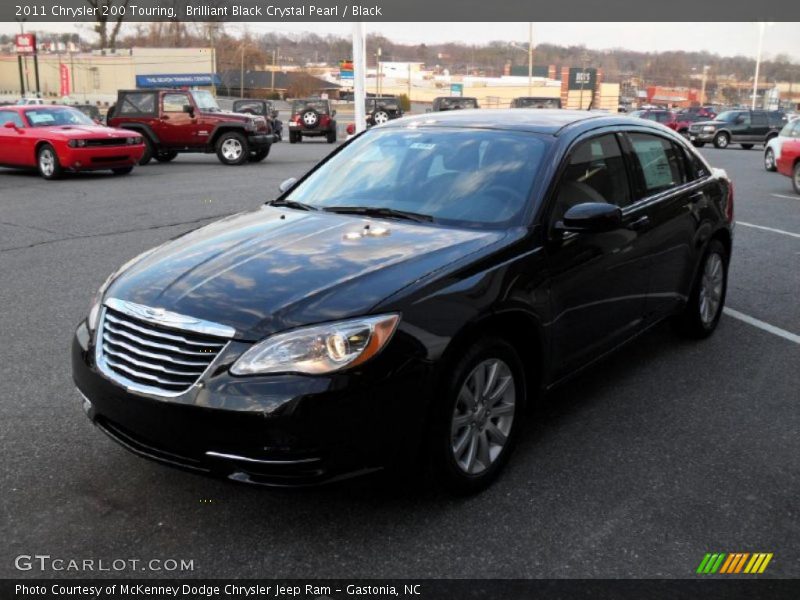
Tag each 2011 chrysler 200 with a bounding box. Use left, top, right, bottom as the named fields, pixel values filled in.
left=72, top=110, right=734, bottom=492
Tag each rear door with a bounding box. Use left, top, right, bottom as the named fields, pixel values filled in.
left=750, top=111, right=769, bottom=143
left=622, top=131, right=709, bottom=318
left=545, top=131, right=651, bottom=377
left=728, top=111, right=751, bottom=142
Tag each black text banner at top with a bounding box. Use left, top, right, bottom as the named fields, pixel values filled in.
left=4, top=0, right=800, bottom=22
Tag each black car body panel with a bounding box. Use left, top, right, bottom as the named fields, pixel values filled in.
left=73, top=109, right=734, bottom=486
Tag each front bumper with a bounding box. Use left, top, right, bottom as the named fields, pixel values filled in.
left=247, top=133, right=277, bottom=148
left=60, top=144, right=145, bottom=170
left=72, top=321, right=433, bottom=487
left=687, top=130, right=717, bottom=142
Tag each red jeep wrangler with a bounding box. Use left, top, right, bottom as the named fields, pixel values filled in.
left=288, top=98, right=337, bottom=143
left=108, top=89, right=276, bottom=165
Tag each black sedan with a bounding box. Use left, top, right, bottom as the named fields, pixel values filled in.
left=72, top=110, right=734, bottom=493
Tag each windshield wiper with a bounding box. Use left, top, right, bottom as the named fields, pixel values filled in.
left=323, top=206, right=433, bottom=223
left=267, top=199, right=318, bottom=211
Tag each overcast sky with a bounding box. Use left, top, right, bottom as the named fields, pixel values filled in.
left=1, top=22, right=798, bottom=59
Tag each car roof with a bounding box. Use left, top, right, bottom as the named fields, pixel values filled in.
left=383, top=109, right=655, bottom=136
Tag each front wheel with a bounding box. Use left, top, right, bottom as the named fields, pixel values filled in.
left=764, top=148, right=776, bottom=172
left=713, top=132, right=730, bottom=149
left=674, top=239, right=729, bottom=338
left=112, top=166, right=134, bottom=175
left=155, top=150, right=178, bottom=163
left=215, top=131, right=249, bottom=165
left=138, top=137, right=154, bottom=165
left=327, top=128, right=337, bottom=144
left=692, top=141, right=705, bottom=148
left=37, top=144, right=63, bottom=180
left=248, top=146, right=271, bottom=162
left=740, top=144, right=754, bottom=150
left=429, top=338, right=525, bottom=494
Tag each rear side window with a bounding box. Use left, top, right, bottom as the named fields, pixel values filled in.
left=0, top=110, right=24, bottom=127
left=627, top=133, right=687, bottom=197
left=118, top=92, right=156, bottom=116
left=752, top=112, right=768, bottom=127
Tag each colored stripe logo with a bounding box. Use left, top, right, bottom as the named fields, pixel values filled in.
left=697, top=553, right=773, bottom=574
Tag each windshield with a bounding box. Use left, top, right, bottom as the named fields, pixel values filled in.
left=284, top=128, right=546, bottom=229
left=293, top=100, right=329, bottom=114
left=234, top=100, right=266, bottom=115
left=191, top=90, right=220, bottom=111
left=715, top=111, right=740, bottom=122
left=514, top=98, right=561, bottom=109
left=24, top=107, right=95, bottom=127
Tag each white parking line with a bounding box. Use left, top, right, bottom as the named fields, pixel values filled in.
left=771, top=193, right=799, bottom=201
left=724, top=308, right=800, bottom=345
left=737, top=221, right=800, bottom=239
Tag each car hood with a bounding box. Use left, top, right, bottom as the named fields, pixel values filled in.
left=36, top=125, right=135, bottom=139
left=105, top=206, right=509, bottom=340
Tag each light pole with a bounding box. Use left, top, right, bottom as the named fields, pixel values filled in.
left=700, top=65, right=710, bottom=105
left=752, top=22, right=772, bottom=110
left=509, top=24, right=534, bottom=97
left=352, top=22, right=366, bottom=134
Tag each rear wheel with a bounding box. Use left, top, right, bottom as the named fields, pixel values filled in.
left=429, top=338, right=525, bottom=494
left=138, top=137, right=154, bottom=165
left=155, top=150, right=178, bottom=163
left=37, top=144, right=63, bottom=180
left=112, top=166, right=134, bottom=175
left=793, top=163, right=800, bottom=195
left=713, top=132, right=730, bottom=149
left=248, top=146, right=271, bottom=162
left=289, top=131, right=301, bottom=144
left=675, top=239, right=728, bottom=338
left=692, top=141, right=705, bottom=148
left=740, top=143, right=754, bottom=150
left=326, top=128, right=337, bottom=144
left=215, top=131, right=249, bottom=165
left=764, top=148, right=777, bottom=171
left=372, top=110, right=390, bottom=125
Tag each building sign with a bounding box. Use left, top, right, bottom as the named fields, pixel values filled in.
left=339, top=60, right=354, bottom=80
left=135, top=73, right=221, bottom=88
left=59, top=64, right=71, bottom=97
left=15, top=33, right=36, bottom=54
left=568, top=67, right=597, bottom=90
left=450, top=83, right=463, bottom=97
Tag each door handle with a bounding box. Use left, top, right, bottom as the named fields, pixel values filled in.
left=689, top=191, right=705, bottom=203
left=161, top=115, right=170, bottom=121
left=627, top=215, right=650, bottom=231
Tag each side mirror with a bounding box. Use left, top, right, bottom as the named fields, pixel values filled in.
left=331, top=109, right=337, bottom=117
left=3, top=121, right=17, bottom=129
left=557, top=202, right=622, bottom=233
left=278, top=177, right=298, bottom=194
left=183, top=104, right=194, bottom=116
left=735, top=116, right=745, bottom=124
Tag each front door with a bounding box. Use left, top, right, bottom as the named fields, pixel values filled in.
left=545, top=132, right=651, bottom=378
left=153, top=92, right=197, bottom=148
left=0, top=111, right=28, bottom=166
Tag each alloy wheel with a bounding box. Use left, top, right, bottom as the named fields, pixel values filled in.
left=450, top=358, right=516, bottom=475
left=765, top=149, right=775, bottom=170
left=39, top=149, right=55, bottom=177
left=374, top=111, right=390, bottom=124
left=699, top=253, right=724, bottom=325
left=221, top=139, right=243, bottom=161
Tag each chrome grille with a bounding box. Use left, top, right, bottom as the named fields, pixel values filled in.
left=97, top=302, right=231, bottom=396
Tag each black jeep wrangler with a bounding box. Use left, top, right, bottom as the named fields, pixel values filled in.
left=232, top=99, right=283, bottom=141
left=288, top=99, right=337, bottom=143
left=108, top=89, right=276, bottom=165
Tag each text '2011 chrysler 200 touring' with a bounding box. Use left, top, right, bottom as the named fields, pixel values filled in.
left=73, top=110, right=734, bottom=493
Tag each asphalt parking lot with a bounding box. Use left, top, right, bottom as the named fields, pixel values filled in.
left=1, top=140, right=798, bottom=579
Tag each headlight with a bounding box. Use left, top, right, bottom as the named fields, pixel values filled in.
left=230, top=314, right=400, bottom=376
left=703, top=125, right=715, bottom=132
left=68, top=139, right=88, bottom=148
left=127, top=137, right=139, bottom=145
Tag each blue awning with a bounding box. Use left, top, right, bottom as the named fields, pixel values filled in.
left=135, top=73, right=221, bottom=88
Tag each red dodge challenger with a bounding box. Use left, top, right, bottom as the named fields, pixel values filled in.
left=0, top=105, right=145, bottom=180
left=776, top=138, right=800, bottom=195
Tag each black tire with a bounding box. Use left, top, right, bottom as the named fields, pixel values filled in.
left=764, top=148, right=777, bottom=172
left=289, top=131, right=301, bottom=144
left=215, top=131, right=249, bottom=165
left=740, top=144, right=754, bottom=150
left=112, top=166, right=134, bottom=175
left=674, top=239, right=729, bottom=339
left=248, top=146, right=271, bottom=162
left=37, top=144, right=63, bottom=180
left=713, top=132, right=730, bottom=149
left=155, top=150, right=178, bottom=163
left=793, top=163, right=800, bottom=195
left=428, top=337, right=526, bottom=494
left=692, top=141, right=705, bottom=148
left=326, top=128, right=337, bottom=144
left=138, top=137, right=154, bottom=166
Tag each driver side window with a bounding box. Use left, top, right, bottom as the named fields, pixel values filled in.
left=551, top=134, right=631, bottom=224
left=163, top=94, right=190, bottom=113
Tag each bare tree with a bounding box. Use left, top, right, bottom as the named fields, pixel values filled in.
left=84, top=0, right=130, bottom=51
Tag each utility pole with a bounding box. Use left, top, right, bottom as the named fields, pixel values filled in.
left=353, top=22, right=366, bottom=133
left=579, top=51, right=589, bottom=109
left=271, top=48, right=277, bottom=91
left=527, top=22, right=533, bottom=97
left=240, top=42, right=245, bottom=98
left=376, top=46, right=381, bottom=97
left=752, top=22, right=766, bottom=110
left=700, top=65, right=709, bottom=105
